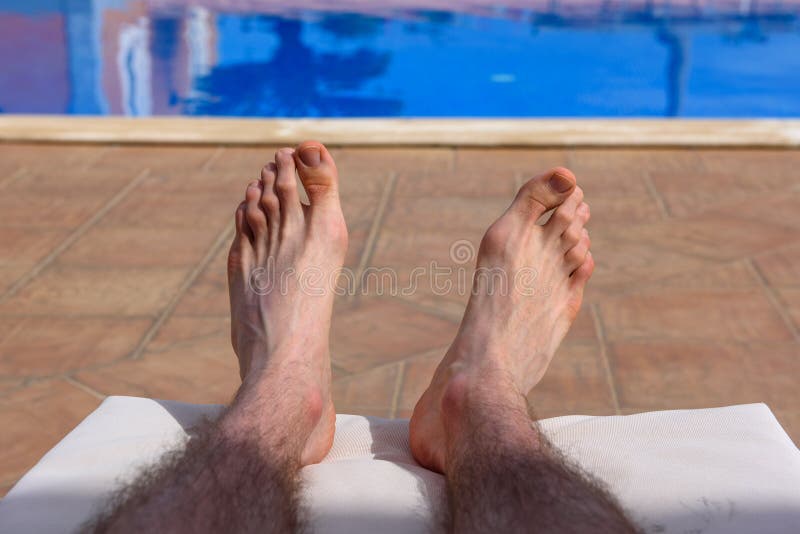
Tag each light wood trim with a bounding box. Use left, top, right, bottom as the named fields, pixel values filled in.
left=1, top=115, right=799, bottom=147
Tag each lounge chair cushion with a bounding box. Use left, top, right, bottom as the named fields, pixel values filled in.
left=0, top=397, right=798, bottom=533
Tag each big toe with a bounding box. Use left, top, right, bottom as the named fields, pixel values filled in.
left=294, top=141, right=340, bottom=207
left=510, top=167, right=577, bottom=220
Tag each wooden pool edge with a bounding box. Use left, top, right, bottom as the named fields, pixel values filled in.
left=2, top=116, right=800, bottom=148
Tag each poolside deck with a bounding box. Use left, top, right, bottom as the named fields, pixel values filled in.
left=1, top=142, right=799, bottom=495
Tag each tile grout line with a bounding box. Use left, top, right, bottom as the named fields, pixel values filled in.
left=0, top=378, right=36, bottom=399
left=745, top=258, right=800, bottom=342
left=200, top=146, right=226, bottom=172
left=642, top=170, right=672, bottom=219
left=3, top=148, right=233, bottom=371
left=402, top=345, right=451, bottom=364
left=331, top=362, right=350, bottom=378
left=0, top=321, right=27, bottom=363
left=590, top=303, right=622, bottom=415
left=0, top=148, right=232, bottom=415
left=389, top=361, right=407, bottom=419
left=62, top=375, right=107, bottom=401
left=349, top=171, right=397, bottom=302
left=0, top=168, right=152, bottom=303
left=363, top=345, right=449, bottom=374
left=128, top=222, right=235, bottom=360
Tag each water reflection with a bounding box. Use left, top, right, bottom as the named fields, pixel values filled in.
left=189, top=17, right=401, bottom=116
left=0, top=0, right=798, bottom=117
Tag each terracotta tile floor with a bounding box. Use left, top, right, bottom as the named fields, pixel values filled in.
left=1, top=143, right=799, bottom=494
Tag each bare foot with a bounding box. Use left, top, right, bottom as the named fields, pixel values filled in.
left=227, top=141, right=347, bottom=466
left=409, top=167, right=594, bottom=473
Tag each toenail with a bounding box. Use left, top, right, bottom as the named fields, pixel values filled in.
left=549, top=172, right=573, bottom=193
left=299, top=146, right=321, bottom=167
left=248, top=180, right=260, bottom=188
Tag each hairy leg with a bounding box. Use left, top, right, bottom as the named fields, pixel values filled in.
left=85, top=142, right=347, bottom=533
left=411, top=168, right=638, bottom=533
left=443, top=373, right=636, bottom=533
left=85, top=371, right=321, bottom=533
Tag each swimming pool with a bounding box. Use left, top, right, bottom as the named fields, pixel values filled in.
left=1, top=1, right=799, bottom=118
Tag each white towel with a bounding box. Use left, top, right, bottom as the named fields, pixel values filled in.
left=1, top=397, right=798, bottom=533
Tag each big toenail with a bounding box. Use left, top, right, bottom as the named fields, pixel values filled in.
left=549, top=172, right=573, bottom=193
left=299, top=146, right=321, bottom=167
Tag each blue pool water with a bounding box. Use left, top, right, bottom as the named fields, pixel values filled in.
left=1, top=1, right=799, bottom=117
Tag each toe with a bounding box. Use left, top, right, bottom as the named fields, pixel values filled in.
left=244, top=180, right=268, bottom=253
left=580, top=202, right=591, bottom=224
left=510, top=167, right=577, bottom=221
left=234, top=201, right=250, bottom=240
left=260, top=163, right=280, bottom=216
left=560, top=202, right=590, bottom=251
left=571, top=250, right=595, bottom=286
left=564, top=229, right=590, bottom=272
left=229, top=202, right=254, bottom=271
left=274, top=148, right=302, bottom=222
left=566, top=251, right=595, bottom=318
left=260, top=162, right=280, bottom=246
left=294, top=141, right=340, bottom=207
left=545, top=186, right=584, bottom=233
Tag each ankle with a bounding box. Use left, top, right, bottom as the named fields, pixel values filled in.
left=439, top=367, right=524, bottom=429
left=226, top=374, right=323, bottom=442
left=438, top=367, right=537, bottom=453
left=241, top=340, right=326, bottom=382
left=439, top=372, right=471, bottom=424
